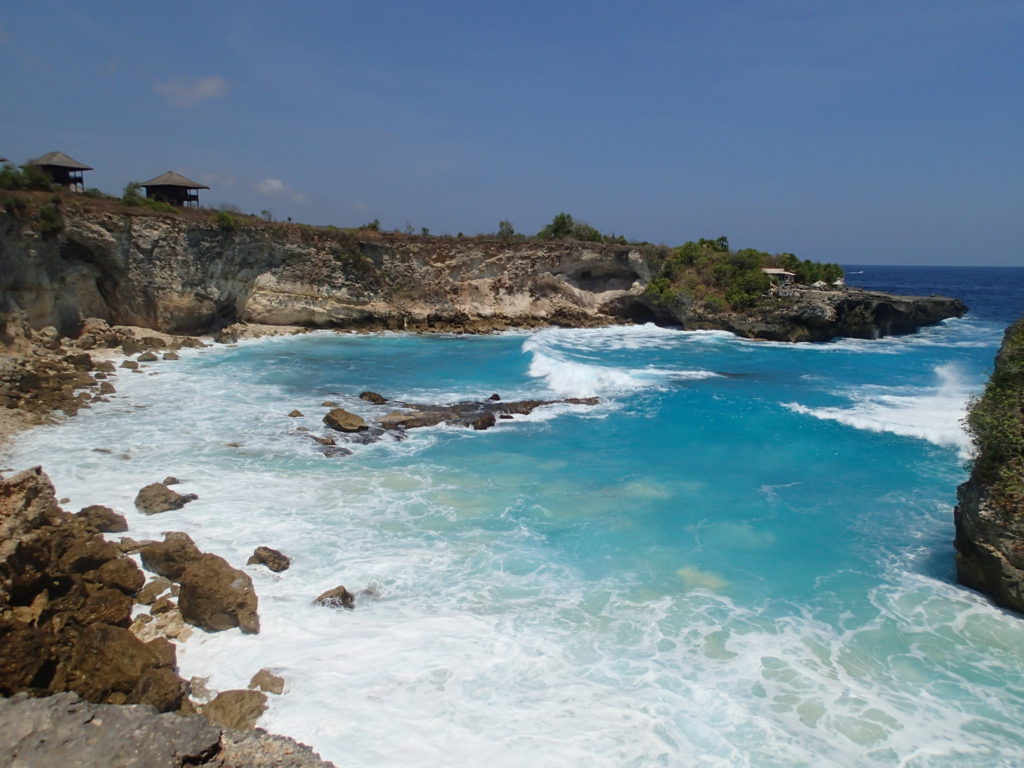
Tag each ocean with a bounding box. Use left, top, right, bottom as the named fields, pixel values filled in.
left=4, top=265, right=1024, bottom=767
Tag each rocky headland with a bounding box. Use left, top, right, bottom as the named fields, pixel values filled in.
left=955, top=315, right=1024, bottom=614
left=1, top=195, right=965, bottom=342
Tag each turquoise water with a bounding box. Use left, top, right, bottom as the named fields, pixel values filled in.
left=5, top=267, right=1024, bottom=767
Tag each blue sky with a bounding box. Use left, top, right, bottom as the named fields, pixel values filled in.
left=2, top=1, right=1022, bottom=265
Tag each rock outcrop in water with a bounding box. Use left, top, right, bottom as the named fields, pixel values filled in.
left=1, top=198, right=964, bottom=342
left=954, top=316, right=1024, bottom=614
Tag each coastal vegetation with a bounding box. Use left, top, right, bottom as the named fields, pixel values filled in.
left=644, top=236, right=845, bottom=312
left=964, top=316, right=1024, bottom=522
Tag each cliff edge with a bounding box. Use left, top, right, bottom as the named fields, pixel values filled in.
left=955, top=316, right=1024, bottom=613
left=1, top=196, right=965, bottom=341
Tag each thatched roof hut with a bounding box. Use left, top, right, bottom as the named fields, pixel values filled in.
left=27, top=151, right=93, bottom=190
left=139, top=171, right=209, bottom=207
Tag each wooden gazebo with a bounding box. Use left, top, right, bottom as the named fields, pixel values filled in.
left=139, top=171, right=209, bottom=208
left=26, top=151, right=93, bottom=191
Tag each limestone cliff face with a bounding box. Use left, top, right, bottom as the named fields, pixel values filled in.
left=954, top=317, right=1024, bottom=613
left=0, top=209, right=651, bottom=334
left=1, top=205, right=963, bottom=339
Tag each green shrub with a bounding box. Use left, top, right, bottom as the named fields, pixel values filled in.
left=2, top=196, right=28, bottom=216
left=37, top=205, right=63, bottom=238
left=0, top=163, right=56, bottom=192
left=965, top=317, right=1024, bottom=520
left=361, top=219, right=381, bottom=231
left=82, top=187, right=108, bottom=199
left=214, top=210, right=239, bottom=231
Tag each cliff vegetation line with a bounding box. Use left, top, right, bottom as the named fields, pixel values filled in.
left=964, top=317, right=1024, bottom=523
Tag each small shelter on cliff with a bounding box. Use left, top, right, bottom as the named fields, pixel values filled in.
left=139, top=171, right=209, bottom=208
left=26, top=151, right=93, bottom=191
left=761, top=268, right=796, bottom=285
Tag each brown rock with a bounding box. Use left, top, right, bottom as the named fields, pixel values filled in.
left=288, top=409, right=304, bottom=417
left=321, top=400, right=337, bottom=407
left=323, top=408, right=367, bottom=432
left=94, top=360, right=116, bottom=373
left=0, top=621, right=50, bottom=693
left=150, top=596, right=175, bottom=615
left=249, top=668, right=285, bottom=695
left=90, top=558, right=145, bottom=595
left=118, top=536, right=154, bottom=555
left=125, top=667, right=186, bottom=712
left=134, top=482, right=198, bottom=515
left=75, top=504, right=128, bottom=533
left=162, top=351, right=180, bottom=360
left=202, top=689, right=267, bottom=730
left=359, top=391, right=387, bottom=404
left=162, top=476, right=180, bottom=486
left=98, top=381, right=116, bottom=394
left=139, top=532, right=202, bottom=581
left=65, top=623, right=174, bottom=708
left=179, top=554, right=260, bottom=634
left=138, top=351, right=159, bottom=363
left=246, top=546, right=290, bottom=573
left=120, top=360, right=139, bottom=370
left=315, top=585, right=355, bottom=610
left=137, top=576, right=172, bottom=605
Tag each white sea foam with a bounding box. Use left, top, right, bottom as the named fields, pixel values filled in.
left=4, top=331, right=1024, bottom=767
left=782, top=363, right=974, bottom=456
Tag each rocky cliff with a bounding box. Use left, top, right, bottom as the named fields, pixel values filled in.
left=0, top=196, right=965, bottom=340
left=955, top=316, right=1024, bottom=613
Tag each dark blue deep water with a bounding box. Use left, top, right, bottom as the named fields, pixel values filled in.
left=6, top=266, right=1024, bottom=767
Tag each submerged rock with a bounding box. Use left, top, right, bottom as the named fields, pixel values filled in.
left=249, top=668, right=286, bottom=695
left=379, top=396, right=600, bottom=432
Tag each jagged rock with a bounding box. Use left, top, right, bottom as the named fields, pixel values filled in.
left=0, top=692, right=222, bottom=768
left=138, top=351, right=159, bottom=362
left=99, top=380, right=116, bottom=394
left=163, top=351, right=180, bottom=360
left=288, top=409, right=304, bottom=417
left=323, top=407, right=367, bottom=432
left=202, top=689, right=268, bottom=730
left=119, top=536, right=155, bottom=554
left=319, top=446, right=353, bottom=458
left=487, top=393, right=501, bottom=400
left=310, top=435, right=336, bottom=446
left=179, top=554, right=260, bottom=634
left=246, top=545, right=290, bottom=572
left=89, top=557, right=145, bottom=595
left=139, top=532, right=202, bottom=581
left=249, top=668, right=285, bottom=695
left=315, top=585, right=355, bottom=610
left=137, top=575, right=173, bottom=604
left=379, top=396, right=600, bottom=432
left=94, top=360, right=116, bottom=373
left=163, top=476, right=181, bottom=485
left=75, top=503, right=128, bottom=532
left=135, top=482, right=198, bottom=515
left=151, top=596, right=176, bottom=615
left=359, top=391, right=387, bottom=404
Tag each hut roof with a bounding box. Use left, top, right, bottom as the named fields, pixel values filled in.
left=140, top=171, right=209, bottom=189
left=27, top=151, right=93, bottom=170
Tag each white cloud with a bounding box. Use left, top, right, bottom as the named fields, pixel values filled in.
left=256, top=178, right=308, bottom=204
left=154, top=76, right=230, bottom=108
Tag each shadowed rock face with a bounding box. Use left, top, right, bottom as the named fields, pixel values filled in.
left=0, top=466, right=186, bottom=711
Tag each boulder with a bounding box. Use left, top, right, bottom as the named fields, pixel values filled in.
left=323, top=408, right=368, bottom=432
left=179, top=554, right=260, bottom=634
left=139, top=532, right=202, bottom=581
left=162, top=476, right=181, bottom=486
left=90, top=557, right=145, bottom=595
left=249, top=668, right=285, bottom=695
left=138, top=351, right=159, bottom=362
left=288, top=409, right=304, bottom=417
left=98, top=381, right=116, bottom=394
left=75, top=504, right=128, bottom=533
left=0, top=692, right=222, bottom=768
left=162, top=351, right=180, bottom=361
left=315, top=585, right=355, bottom=610
left=121, top=360, right=139, bottom=370
left=135, top=482, right=198, bottom=515
left=246, top=546, right=291, bottom=572
left=202, top=689, right=268, bottom=730
left=359, top=391, right=387, bottom=404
